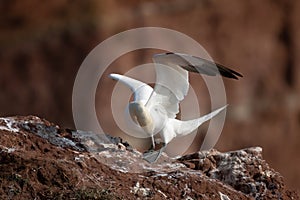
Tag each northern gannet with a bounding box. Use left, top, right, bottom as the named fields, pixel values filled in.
left=109, top=52, right=242, bottom=162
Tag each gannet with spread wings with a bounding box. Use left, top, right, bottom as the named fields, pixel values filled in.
left=109, top=52, right=242, bottom=163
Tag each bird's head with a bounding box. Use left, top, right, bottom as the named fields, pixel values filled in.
left=128, top=102, right=152, bottom=127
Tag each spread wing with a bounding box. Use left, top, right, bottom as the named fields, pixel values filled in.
left=145, top=54, right=189, bottom=119
left=109, top=73, right=153, bottom=103
left=110, top=52, right=242, bottom=119
left=155, top=52, right=243, bottom=80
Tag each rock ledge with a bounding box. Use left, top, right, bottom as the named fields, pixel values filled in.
left=0, top=116, right=298, bottom=199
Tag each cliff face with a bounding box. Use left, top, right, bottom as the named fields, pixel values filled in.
left=0, top=0, right=300, bottom=191
left=0, top=116, right=298, bottom=199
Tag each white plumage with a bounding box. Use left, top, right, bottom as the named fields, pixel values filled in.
left=109, top=52, right=242, bottom=162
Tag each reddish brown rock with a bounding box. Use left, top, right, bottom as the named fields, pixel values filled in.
left=179, top=148, right=298, bottom=199
left=0, top=116, right=298, bottom=199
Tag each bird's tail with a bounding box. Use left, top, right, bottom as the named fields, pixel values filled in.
left=172, top=105, right=228, bottom=137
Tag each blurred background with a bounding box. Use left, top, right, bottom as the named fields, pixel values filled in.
left=0, top=0, right=299, bottom=191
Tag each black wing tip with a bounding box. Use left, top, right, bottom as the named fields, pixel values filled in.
left=226, top=70, right=243, bottom=80
left=222, top=71, right=243, bottom=80
left=213, top=62, right=243, bottom=80
left=155, top=52, right=243, bottom=80
left=176, top=53, right=243, bottom=80
left=219, top=69, right=243, bottom=80
left=165, top=52, right=174, bottom=55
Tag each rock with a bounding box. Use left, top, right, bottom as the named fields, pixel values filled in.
left=0, top=116, right=298, bottom=199
left=178, top=148, right=298, bottom=199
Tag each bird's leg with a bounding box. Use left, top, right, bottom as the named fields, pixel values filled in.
left=151, top=134, right=155, bottom=150
left=144, top=134, right=156, bottom=152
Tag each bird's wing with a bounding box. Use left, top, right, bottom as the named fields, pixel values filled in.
left=109, top=73, right=153, bottom=103
left=154, top=52, right=243, bottom=80
left=145, top=54, right=190, bottom=119
left=171, top=105, right=227, bottom=137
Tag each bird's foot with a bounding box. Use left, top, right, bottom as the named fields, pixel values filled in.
left=143, top=143, right=166, bottom=163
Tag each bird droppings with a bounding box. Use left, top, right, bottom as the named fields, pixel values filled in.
left=0, top=116, right=298, bottom=199
left=219, top=192, right=231, bottom=200
left=0, top=117, right=20, bottom=133
left=130, top=181, right=151, bottom=197
left=178, top=147, right=298, bottom=199
left=157, top=189, right=168, bottom=198
left=185, top=196, right=194, bottom=200
left=0, top=145, right=16, bottom=153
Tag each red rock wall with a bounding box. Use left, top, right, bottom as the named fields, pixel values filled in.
left=0, top=0, right=299, bottom=191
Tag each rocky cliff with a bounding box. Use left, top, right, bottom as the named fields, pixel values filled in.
left=0, top=116, right=297, bottom=199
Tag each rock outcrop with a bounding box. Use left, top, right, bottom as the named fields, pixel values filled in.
left=0, top=116, right=298, bottom=199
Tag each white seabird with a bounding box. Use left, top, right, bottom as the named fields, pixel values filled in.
left=109, top=52, right=242, bottom=163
